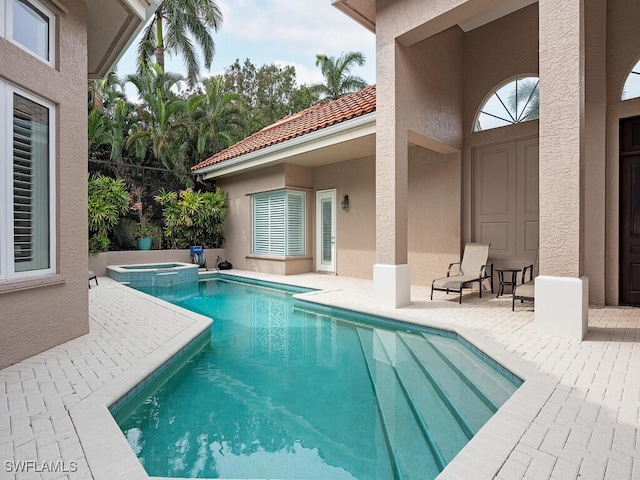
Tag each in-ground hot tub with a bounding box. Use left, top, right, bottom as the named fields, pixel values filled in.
left=107, top=262, right=199, bottom=287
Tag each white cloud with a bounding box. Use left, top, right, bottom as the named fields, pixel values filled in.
left=273, top=60, right=324, bottom=86
left=219, top=0, right=375, bottom=59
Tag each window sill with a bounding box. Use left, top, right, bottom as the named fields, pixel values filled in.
left=0, top=274, right=67, bottom=295
left=246, top=255, right=313, bottom=262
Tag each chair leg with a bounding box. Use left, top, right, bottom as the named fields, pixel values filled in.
left=459, top=290, right=462, bottom=304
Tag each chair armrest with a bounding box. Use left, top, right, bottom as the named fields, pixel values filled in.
left=480, top=263, right=493, bottom=279
left=522, top=264, right=534, bottom=284
left=447, top=262, right=461, bottom=277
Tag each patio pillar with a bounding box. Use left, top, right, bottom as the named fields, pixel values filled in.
left=536, top=0, right=588, bottom=339
left=373, top=39, right=411, bottom=308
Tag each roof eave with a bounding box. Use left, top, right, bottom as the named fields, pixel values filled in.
left=193, top=111, right=376, bottom=179
left=332, top=0, right=376, bottom=33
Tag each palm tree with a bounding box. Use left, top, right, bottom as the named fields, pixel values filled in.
left=190, top=76, right=244, bottom=156
left=313, top=51, right=368, bottom=101
left=137, top=0, right=223, bottom=87
left=125, top=67, right=191, bottom=177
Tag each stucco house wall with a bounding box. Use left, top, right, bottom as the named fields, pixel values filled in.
left=217, top=163, right=314, bottom=275
left=313, top=156, right=377, bottom=279
left=0, top=0, right=90, bottom=368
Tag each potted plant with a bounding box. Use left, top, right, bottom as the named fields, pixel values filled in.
left=130, top=186, right=154, bottom=250
left=133, top=220, right=155, bottom=250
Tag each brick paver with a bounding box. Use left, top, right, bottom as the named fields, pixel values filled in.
left=0, top=272, right=639, bottom=479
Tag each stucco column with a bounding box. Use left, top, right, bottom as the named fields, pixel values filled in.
left=537, top=0, right=588, bottom=339
left=373, top=39, right=411, bottom=307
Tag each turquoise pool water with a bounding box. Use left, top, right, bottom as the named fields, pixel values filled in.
left=112, top=277, right=520, bottom=480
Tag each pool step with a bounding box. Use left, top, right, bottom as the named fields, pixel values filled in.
left=356, top=328, right=440, bottom=480
left=355, top=325, right=513, bottom=478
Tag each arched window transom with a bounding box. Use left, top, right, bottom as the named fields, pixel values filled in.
left=622, top=59, right=640, bottom=101
left=474, top=76, right=540, bottom=132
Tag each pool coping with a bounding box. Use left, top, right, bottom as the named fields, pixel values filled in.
left=71, top=274, right=556, bottom=480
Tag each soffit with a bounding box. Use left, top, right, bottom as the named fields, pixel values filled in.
left=87, top=0, right=156, bottom=79
left=332, top=0, right=538, bottom=42
left=332, top=0, right=375, bottom=32
left=203, top=131, right=376, bottom=180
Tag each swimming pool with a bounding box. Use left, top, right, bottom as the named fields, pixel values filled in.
left=112, top=276, right=520, bottom=479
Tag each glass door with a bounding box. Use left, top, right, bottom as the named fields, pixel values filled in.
left=316, top=190, right=336, bottom=273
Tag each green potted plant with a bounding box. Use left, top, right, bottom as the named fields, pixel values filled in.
left=133, top=220, right=155, bottom=250
left=130, top=186, right=154, bottom=250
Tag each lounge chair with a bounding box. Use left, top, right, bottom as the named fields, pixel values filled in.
left=512, top=251, right=538, bottom=311
left=431, top=243, right=494, bottom=304
left=88, top=271, right=98, bottom=289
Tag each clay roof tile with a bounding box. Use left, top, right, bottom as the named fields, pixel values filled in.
left=192, top=84, right=376, bottom=171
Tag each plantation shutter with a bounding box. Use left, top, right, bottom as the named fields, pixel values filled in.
left=12, top=93, right=50, bottom=272
left=286, top=192, right=305, bottom=256
left=253, top=191, right=305, bottom=256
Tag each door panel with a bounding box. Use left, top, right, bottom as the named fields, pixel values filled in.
left=472, top=138, right=539, bottom=267
left=473, top=143, right=516, bottom=260
left=619, top=116, right=640, bottom=305
left=316, top=190, right=336, bottom=273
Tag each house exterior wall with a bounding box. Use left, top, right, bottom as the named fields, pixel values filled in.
left=461, top=5, right=540, bottom=269
left=313, top=156, right=377, bottom=279
left=216, top=164, right=314, bottom=275
left=605, top=0, right=640, bottom=305
left=0, top=0, right=90, bottom=368
left=408, top=147, right=461, bottom=286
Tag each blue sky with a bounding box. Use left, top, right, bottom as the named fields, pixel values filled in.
left=116, top=0, right=376, bottom=90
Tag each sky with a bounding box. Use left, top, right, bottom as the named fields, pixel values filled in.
left=116, top=0, right=376, bottom=91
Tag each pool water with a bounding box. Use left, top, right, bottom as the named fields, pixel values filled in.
left=113, top=277, right=520, bottom=480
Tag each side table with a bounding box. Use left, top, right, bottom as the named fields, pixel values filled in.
left=496, top=268, right=521, bottom=297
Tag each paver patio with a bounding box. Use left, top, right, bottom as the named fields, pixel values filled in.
left=1, top=271, right=639, bottom=479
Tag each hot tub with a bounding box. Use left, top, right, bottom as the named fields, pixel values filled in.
left=107, top=262, right=199, bottom=287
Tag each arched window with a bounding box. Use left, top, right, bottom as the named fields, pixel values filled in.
left=474, top=76, right=539, bottom=132
left=622, top=59, right=640, bottom=101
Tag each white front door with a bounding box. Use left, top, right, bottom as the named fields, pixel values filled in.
left=316, top=189, right=336, bottom=273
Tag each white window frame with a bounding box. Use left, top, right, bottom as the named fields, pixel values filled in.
left=2, top=0, right=56, bottom=67
left=474, top=75, right=539, bottom=132
left=0, top=80, right=56, bottom=281
left=252, top=190, right=306, bottom=257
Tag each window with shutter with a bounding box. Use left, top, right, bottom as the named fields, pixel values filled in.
left=253, top=191, right=306, bottom=256
left=1, top=82, right=55, bottom=281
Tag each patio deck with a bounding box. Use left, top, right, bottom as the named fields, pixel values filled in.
left=1, top=271, right=639, bottom=479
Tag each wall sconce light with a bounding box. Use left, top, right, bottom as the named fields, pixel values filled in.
left=341, top=194, right=349, bottom=211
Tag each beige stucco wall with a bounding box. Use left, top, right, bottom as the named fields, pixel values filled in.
left=408, top=147, right=462, bottom=286
left=0, top=0, right=89, bottom=368
left=88, top=249, right=227, bottom=277
left=461, top=5, right=540, bottom=270
left=216, top=163, right=314, bottom=275
left=313, top=156, right=376, bottom=279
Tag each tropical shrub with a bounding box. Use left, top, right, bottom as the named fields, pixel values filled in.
left=155, top=187, right=228, bottom=248
left=88, top=175, right=129, bottom=254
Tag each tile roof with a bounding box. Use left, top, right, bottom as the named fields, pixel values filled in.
left=191, top=84, right=376, bottom=171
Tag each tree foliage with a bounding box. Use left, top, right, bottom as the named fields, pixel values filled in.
left=155, top=187, right=228, bottom=248
left=313, top=51, right=368, bottom=101
left=88, top=175, right=130, bottom=253
left=223, top=58, right=319, bottom=133
left=137, top=0, right=223, bottom=87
